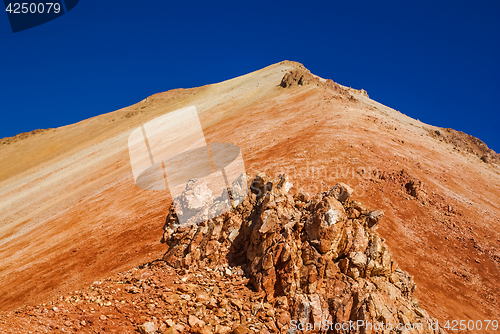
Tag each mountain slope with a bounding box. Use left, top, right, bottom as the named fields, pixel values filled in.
left=0, top=61, right=499, bottom=329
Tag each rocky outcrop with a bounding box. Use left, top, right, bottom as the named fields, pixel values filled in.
left=161, top=173, right=445, bottom=333
left=279, top=68, right=359, bottom=102
left=428, top=128, right=500, bottom=165
left=0, top=128, right=52, bottom=146
left=280, top=69, right=320, bottom=88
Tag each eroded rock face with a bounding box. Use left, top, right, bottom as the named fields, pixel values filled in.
left=279, top=68, right=361, bottom=103
left=161, top=173, right=445, bottom=333
left=279, top=69, right=318, bottom=88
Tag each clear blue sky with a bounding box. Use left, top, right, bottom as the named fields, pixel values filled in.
left=1, top=0, right=499, bottom=151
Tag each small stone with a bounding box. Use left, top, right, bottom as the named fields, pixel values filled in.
left=350, top=251, right=367, bottom=268
left=195, top=290, right=210, bottom=303
left=230, top=298, right=243, bottom=310
left=348, top=208, right=361, bottom=219
left=215, top=324, right=232, bottom=334
left=189, top=315, right=205, bottom=328
left=180, top=294, right=191, bottom=301
left=138, top=321, right=157, bottom=334
left=261, top=253, right=274, bottom=270
left=331, top=183, right=354, bottom=202
left=232, top=324, right=251, bottom=334
left=277, top=311, right=291, bottom=327
left=174, top=324, right=185, bottom=332
left=259, top=210, right=279, bottom=234
left=352, top=200, right=367, bottom=214
left=163, top=327, right=179, bottom=334
left=368, top=210, right=384, bottom=228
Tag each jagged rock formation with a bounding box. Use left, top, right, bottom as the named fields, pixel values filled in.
left=279, top=69, right=318, bottom=88
left=427, top=127, right=500, bottom=165
left=162, top=174, right=445, bottom=333
left=279, top=67, right=360, bottom=102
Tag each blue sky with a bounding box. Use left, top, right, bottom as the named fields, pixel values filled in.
left=1, top=0, right=499, bottom=152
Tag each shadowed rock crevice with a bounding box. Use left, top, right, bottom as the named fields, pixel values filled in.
left=161, top=173, right=446, bottom=333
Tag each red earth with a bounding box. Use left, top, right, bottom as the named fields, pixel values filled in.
left=0, top=61, right=499, bottom=332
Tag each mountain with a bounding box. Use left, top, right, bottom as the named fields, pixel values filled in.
left=0, top=61, right=499, bottom=331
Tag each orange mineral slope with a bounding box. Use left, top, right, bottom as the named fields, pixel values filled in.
left=0, top=61, right=499, bottom=327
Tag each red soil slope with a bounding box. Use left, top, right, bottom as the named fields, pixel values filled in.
left=0, top=61, right=499, bottom=330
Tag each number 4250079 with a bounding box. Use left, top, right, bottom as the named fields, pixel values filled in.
left=5, top=2, right=61, bottom=14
